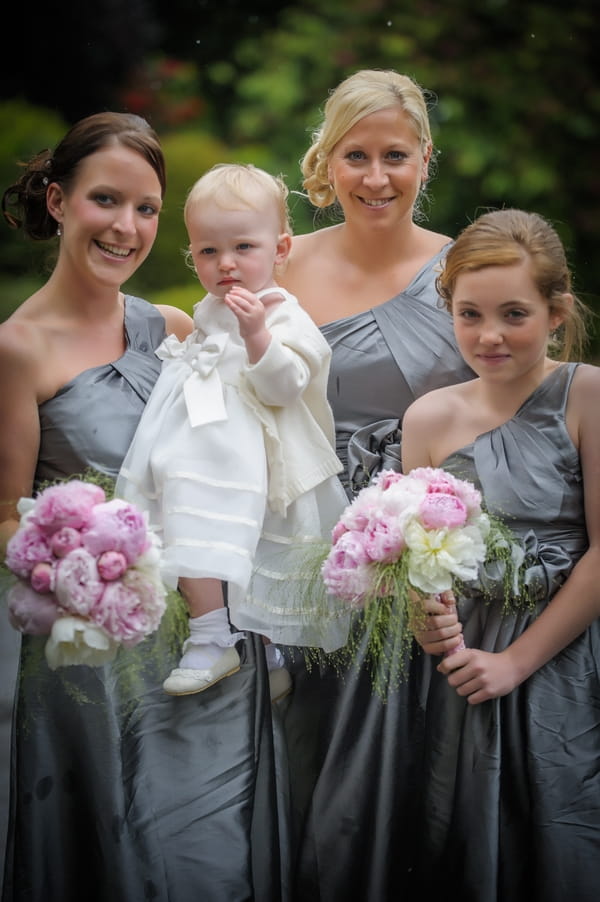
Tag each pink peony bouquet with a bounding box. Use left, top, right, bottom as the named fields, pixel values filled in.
left=319, top=466, right=525, bottom=692
left=322, top=467, right=491, bottom=607
left=5, top=480, right=166, bottom=669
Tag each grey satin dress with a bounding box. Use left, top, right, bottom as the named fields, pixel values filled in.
left=279, top=249, right=476, bottom=901
left=2, top=296, right=283, bottom=902
left=414, top=363, right=600, bottom=902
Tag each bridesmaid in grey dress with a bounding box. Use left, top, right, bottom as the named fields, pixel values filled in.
left=403, top=209, right=600, bottom=901
left=277, top=70, right=474, bottom=900
left=0, top=113, right=284, bottom=902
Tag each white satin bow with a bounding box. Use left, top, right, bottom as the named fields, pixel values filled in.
left=158, top=332, right=229, bottom=428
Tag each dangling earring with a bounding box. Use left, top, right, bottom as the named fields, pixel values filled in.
left=56, top=225, right=61, bottom=237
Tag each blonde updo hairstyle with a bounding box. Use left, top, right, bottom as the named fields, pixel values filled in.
left=301, top=69, right=433, bottom=209
left=437, top=208, right=589, bottom=361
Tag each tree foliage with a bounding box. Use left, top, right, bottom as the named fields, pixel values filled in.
left=193, top=0, right=598, bottom=317
left=1, top=0, right=598, bottom=351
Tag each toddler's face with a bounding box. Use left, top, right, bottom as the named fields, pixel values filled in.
left=187, top=202, right=287, bottom=298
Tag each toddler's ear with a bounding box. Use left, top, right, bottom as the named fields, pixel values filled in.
left=275, top=233, right=292, bottom=266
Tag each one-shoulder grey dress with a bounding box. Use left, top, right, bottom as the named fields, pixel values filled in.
left=280, top=249, right=475, bottom=901
left=3, top=297, right=283, bottom=902
left=413, top=363, right=600, bottom=902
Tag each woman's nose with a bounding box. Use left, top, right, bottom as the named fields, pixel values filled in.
left=112, top=205, right=136, bottom=235
left=363, top=161, right=389, bottom=189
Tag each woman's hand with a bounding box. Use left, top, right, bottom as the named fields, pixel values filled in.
left=411, top=590, right=464, bottom=656
left=437, top=646, right=520, bottom=705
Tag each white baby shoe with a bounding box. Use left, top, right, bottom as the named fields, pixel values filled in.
left=163, top=646, right=241, bottom=696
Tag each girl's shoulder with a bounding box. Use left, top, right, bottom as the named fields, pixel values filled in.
left=571, top=360, right=600, bottom=388
left=566, top=362, right=600, bottom=424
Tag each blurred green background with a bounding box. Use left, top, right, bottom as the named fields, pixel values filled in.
left=1, top=0, right=598, bottom=353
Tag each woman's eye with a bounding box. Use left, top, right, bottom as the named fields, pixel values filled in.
left=387, top=150, right=406, bottom=161
left=139, top=203, right=159, bottom=216
left=346, top=150, right=366, bottom=161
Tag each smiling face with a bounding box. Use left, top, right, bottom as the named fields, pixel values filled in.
left=47, top=144, right=162, bottom=289
left=452, top=259, right=564, bottom=384
left=327, top=105, right=430, bottom=227
left=186, top=200, right=289, bottom=298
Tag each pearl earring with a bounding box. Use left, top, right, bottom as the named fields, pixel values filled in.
left=56, top=225, right=61, bottom=237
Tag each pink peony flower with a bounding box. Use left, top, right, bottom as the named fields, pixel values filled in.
left=419, top=493, right=468, bottom=530
left=332, top=521, right=349, bottom=544
left=54, top=548, right=105, bottom=616
left=30, top=561, right=55, bottom=594
left=321, top=555, right=374, bottom=604
left=81, top=499, right=149, bottom=564
left=424, top=475, right=459, bottom=496
left=321, top=530, right=375, bottom=602
left=32, top=481, right=106, bottom=534
left=363, top=517, right=406, bottom=563
left=374, top=469, right=405, bottom=491
left=49, top=526, right=82, bottom=558
left=412, top=467, right=482, bottom=517
left=5, top=524, right=52, bottom=578
left=332, top=530, right=371, bottom=567
left=91, top=580, right=159, bottom=647
left=7, top=582, right=60, bottom=635
left=122, top=568, right=166, bottom=630
left=339, top=484, right=382, bottom=533
left=97, top=550, right=128, bottom=581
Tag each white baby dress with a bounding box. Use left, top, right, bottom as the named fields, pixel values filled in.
left=116, top=288, right=350, bottom=652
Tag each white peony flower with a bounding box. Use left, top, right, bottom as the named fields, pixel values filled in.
left=44, top=615, right=118, bottom=670
left=404, top=520, right=487, bottom=595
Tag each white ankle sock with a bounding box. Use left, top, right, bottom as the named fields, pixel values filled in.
left=178, top=608, right=240, bottom=670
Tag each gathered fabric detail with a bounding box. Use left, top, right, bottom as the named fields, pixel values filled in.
left=158, top=331, right=229, bottom=428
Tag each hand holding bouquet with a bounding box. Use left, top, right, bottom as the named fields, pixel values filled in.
left=5, top=479, right=166, bottom=669
left=321, top=467, right=519, bottom=693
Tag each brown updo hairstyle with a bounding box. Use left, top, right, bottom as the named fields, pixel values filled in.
left=1, top=112, right=166, bottom=241
left=437, top=208, right=590, bottom=361
left=301, top=68, right=434, bottom=210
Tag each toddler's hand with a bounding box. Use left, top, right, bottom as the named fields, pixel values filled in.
left=223, top=286, right=267, bottom=339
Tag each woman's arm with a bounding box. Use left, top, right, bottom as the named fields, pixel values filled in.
left=155, top=304, right=194, bottom=340
left=0, top=323, right=42, bottom=553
